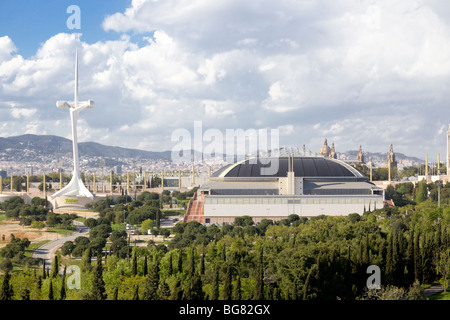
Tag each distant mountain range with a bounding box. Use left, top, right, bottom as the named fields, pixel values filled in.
left=0, top=134, right=172, bottom=162
left=0, top=134, right=425, bottom=166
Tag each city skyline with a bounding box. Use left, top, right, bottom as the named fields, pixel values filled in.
left=1, top=1, right=450, bottom=159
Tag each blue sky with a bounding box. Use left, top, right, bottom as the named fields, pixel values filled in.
left=1, top=0, right=450, bottom=161
left=0, top=0, right=130, bottom=57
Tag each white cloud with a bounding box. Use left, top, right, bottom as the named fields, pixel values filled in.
left=1, top=0, right=450, bottom=158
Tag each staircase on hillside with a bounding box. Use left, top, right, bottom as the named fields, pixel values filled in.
left=184, top=192, right=205, bottom=223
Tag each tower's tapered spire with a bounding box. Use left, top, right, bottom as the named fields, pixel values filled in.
left=52, top=49, right=95, bottom=199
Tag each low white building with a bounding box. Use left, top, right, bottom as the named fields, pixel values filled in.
left=185, top=154, right=385, bottom=225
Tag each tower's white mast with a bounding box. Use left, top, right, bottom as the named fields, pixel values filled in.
left=52, top=49, right=95, bottom=199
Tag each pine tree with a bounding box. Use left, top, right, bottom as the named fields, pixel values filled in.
left=0, top=271, right=13, bottom=300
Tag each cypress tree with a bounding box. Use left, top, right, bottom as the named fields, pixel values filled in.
left=167, top=253, right=173, bottom=276
left=223, top=264, right=232, bottom=300
left=60, top=275, right=66, bottom=300
left=132, top=251, right=137, bottom=276
left=21, top=288, right=30, bottom=301
left=48, top=280, right=54, bottom=300
left=414, top=230, right=421, bottom=282
left=0, top=271, right=13, bottom=300
left=254, top=247, right=264, bottom=300
left=170, top=279, right=183, bottom=300
left=133, top=285, right=139, bottom=300
left=113, top=286, right=119, bottom=300
left=406, top=229, right=415, bottom=285
left=91, top=251, right=106, bottom=300
left=143, top=255, right=148, bottom=276
left=143, top=260, right=160, bottom=300
left=233, top=274, right=242, bottom=300
left=385, top=232, right=394, bottom=284
left=177, top=249, right=183, bottom=274
left=51, top=254, right=59, bottom=278
left=158, top=280, right=171, bottom=300
left=362, top=235, right=369, bottom=266
left=211, top=265, right=219, bottom=300
left=81, top=247, right=92, bottom=272
left=42, top=260, right=47, bottom=280
left=200, top=251, right=205, bottom=275
left=189, top=246, right=195, bottom=277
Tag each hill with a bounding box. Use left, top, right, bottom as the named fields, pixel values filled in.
left=0, top=134, right=171, bottom=162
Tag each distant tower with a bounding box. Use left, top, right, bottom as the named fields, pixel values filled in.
left=356, top=145, right=365, bottom=163
left=386, top=144, right=397, bottom=168
left=447, top=124, right=450, bottom=176
left=330, top=143, right=337, bottom=159
left=51, top=50, right=95, bottom=199
left=319, top=138, right=331, bottom=157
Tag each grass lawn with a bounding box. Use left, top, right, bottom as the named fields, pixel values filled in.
left=427, top=288, right=450, bottom=300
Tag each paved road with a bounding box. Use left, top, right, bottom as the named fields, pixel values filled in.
left=423, top=284, right=444, bottom=298
left=32, top=220, right=89, bottom=270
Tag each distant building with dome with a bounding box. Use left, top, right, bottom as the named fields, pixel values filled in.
left=319, top=138, right=331, bottom=157
left=184, top=148, right=385, bottom=225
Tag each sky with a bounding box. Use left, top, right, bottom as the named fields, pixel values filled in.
left=1, top=0, right=450, bottom=161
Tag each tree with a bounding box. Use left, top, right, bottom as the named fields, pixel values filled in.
left=143, top=260, right=160, bottom=300
left=437, top=248, right=450, bottom=293
left=48, top=280, right=54, bottom=300
left=51, top=254, right=59, bottom=278
left=189, top=246, right=195, bottom=277
left=60, top=267, right=66, bottom=300
left=0, top=258, right=13, bottom=273
left=223, top=264, right=232, bottom=300
left=81, top=247, right=92, bottom=272
left=167, top=253, right=173, bottom=277
left=254, top=247, right=264, bottom=300
left=132, top=251, right=137, bottom=276
left=0, top=271, right=13, bottom=300
left=415, top=180, right=428, bottom=203
left=211, top=266, right=219, bottom=300
left=91, top=252, right=106, bottom=300
left=233, top=274, right=242, bottom=300
left=141, top=219, right=154, bottom=234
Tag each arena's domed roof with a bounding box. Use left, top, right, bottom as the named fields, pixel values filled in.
left=212, top=156, right=365, bottom=178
